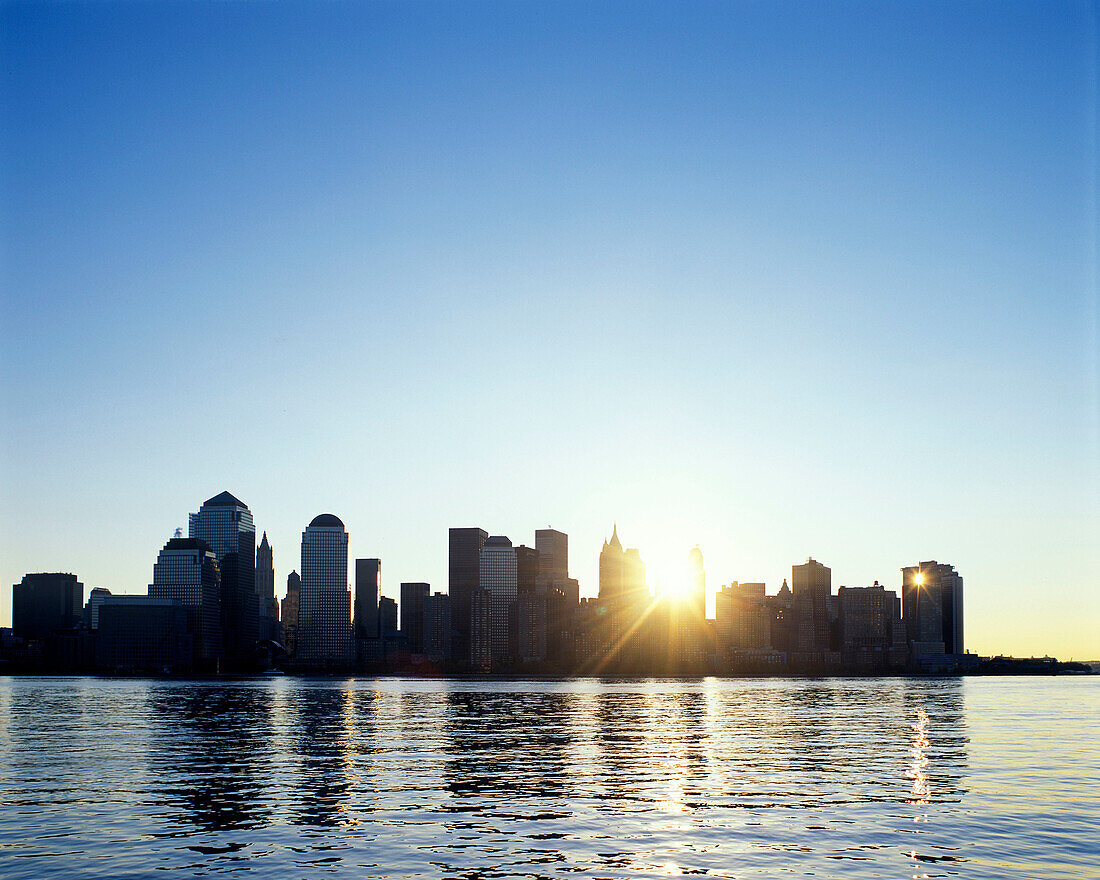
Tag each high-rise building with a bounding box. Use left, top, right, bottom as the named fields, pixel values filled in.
left=792, top=558, right=831, bottom=652
left=515, top=545, right=539, bottom=595
left=716, top=582, right=771, bottom=653
left=449, top=527, right=487, bottom=660
left=688, top=546, right=707, bottom=620
left=281, top=571, right=300, bottom=655
left=378, top=596, right=398, bottom=635
left=469, top=588, right=492, bottom=669
left=423, top=593, right=452, bottom=662
left=255, top=532, right=280, bottom=641
left=598, top=525, right=624, bottom=598
left=149, top=537, right=222, bottom=666
left=838, top=582, right=905, bottom=669
left=82, top=587, right=112, bottom=630
left=400, top=582, right=430, bottom=652
left=297, top=514, right=353, bottom=666
left=354, top=558, right=381, bottom=639
left=535, top=529, right=568, bottom=584
left=479, top=536, right=517, bottom=661
left=12, top=573, right=83, bottom=642
left=189, top=491, right=258, bottom=665
left=512, top=591, right=547, bottom=662
left=902, top=561, right=963, bottom=656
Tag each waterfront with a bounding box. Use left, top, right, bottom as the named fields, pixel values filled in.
left=0, top=676, right=1096, bottom=879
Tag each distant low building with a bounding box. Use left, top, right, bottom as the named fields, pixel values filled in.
left=12, top=573, right=83, bottom=642
left=95, top=596, right=192, bottom=673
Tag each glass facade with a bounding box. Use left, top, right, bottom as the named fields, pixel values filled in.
left=149, top=537, right=222, bottom=666
left=298, top=515, right=353, bottom=665
left=189, top=491, right=258, bottom=665
left=479, top=536, right=517, bottom=661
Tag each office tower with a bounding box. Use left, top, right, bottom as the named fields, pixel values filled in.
left=716, top=582, right=771, bottom=653
left=298, top=514, right=353, bottom=666
left=515, top=545, right=539, bottom=595
left=792, top=558, right=832, bottom=652
left=82, top=587, right=112, bottom=630
left=479, top=536, right=518, bottom=661
left=378, top=596, right=398, bottom=635
left=12, top=573, right=83, bottom=642
left=189, top=491, right=258, bottom=665
left=536, top=528, right=568, bottom=584
left=838, top=582, right=905, bottom=669
left=512, top=591, right=547, bottom=662
left=598, top=525, right=624, bottom=598
left=95, top=596, right=191, bottom=673
left=400, top=582, right=430, bottom=651
left=149, top=537, right=222, bottom=666
left=449, top=527, right=487, bottom=660
left=282, top=571, right=301, bottom=655
left=902, top=561, right=963, bottom=656
left=423, top=593, right=452, bottom=662
left=469, top=588, right=492, bottom=669
left=354, top=558, right=381, bottom=639
left=255, top=533, right=280, bottom=640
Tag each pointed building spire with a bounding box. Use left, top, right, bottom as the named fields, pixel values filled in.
left=609, top=522, right=622, bottom=550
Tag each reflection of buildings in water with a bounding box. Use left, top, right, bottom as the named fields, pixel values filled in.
left=441, top=688, right=575, bottom=806
left=145, top=684, right=275, bottom=833
left=288, top=684, right=359, bottom=827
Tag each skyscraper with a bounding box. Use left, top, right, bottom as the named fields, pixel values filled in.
left=12, top=573, right=83, bottom=642
left=189, top=491, right=258, bottom=666
left=354, top=558, right=381, bottom=639
left=902, top=561, right=964, bottom=656
left=598, top=525, right=624, bottom=598
left=535, top=528, right=568, bottom=584
left=423, top=592, right=452, bottom=662
left=792, top=558, right=832, bottom=653
left=149, top=536, right=222, bottom=667
left=449, top=527, right=487, bottom=660
left=479, top=536, right=517, bottom=661
left=515, top=545, right=539, bottom=595
left=255, top=532, right=280, bottom=641
left=281, top=571, right=301, bottom=656
left=297, top=514, right=353, bottom=666
left=400, top=582, right=430, bottom=651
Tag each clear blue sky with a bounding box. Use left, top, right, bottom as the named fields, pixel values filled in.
left=1, top=1, right=1097, bottom=657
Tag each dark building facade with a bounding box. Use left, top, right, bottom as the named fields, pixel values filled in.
left=515, top=545, right=539, bottom=595
left=400, top=582, right=430, bottom=652
left=95, top=596, right=192, bottom=673
left=282, top=571, right=301, bottom=657
left=448, top=527, right=487, bottom=661
left=149, top=537, right=222, bottom=667
left=12, top=573, right=83, bottom=642
left=189, top=491, right=258, bottom=666
left=902, top=561, right=964, bottom=657
left=378, top=596, right=398, bottom=636
left=354, top=558, right=381, bottom=639
left=255, top=532, right=281, bottom=642
left=423, top=592, right=451, bottom=662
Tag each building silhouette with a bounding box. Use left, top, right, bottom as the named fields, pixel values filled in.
left=423, top=592, right=451, bottom=662
left=297, top=514, right=353, bottom=666
left=149, top=537, right=222, bottom=667
left=792, top=558, right=832, bottom=654
left=448, top=527, right=487, bottom=663
left=837, top=582, right=906, bottom=669
left=189, top=491, right=258, bottom=666
left=281, top=571, right=300, bottom=656
left=82, top=586, right=112, bottom=630
left=95, top=595, right=191, bottom=673
left=902, top=561, right=964, bottom=658
left=255, top=532, right=280, bottom=641
left=354, top=558, right=381, bottom=639
left=515, top=545, right=539, bottom=595
left=479, top=536, right=517, bottom=662
left=400, top=582, right=429, bottom=652
left=12, top=573, right=83, bottom=642
left=378, top=595, right=398, bottom=635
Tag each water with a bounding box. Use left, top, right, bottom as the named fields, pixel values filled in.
left=0, top=676, right=1096, bottom=879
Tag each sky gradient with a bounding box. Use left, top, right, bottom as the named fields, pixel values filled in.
left=1, top=1, right=1097, bottom=658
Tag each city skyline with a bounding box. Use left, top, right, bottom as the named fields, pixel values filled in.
left=2, top=2, right=1097, bottom=660
left=0, top=485, right=1092, bottom=661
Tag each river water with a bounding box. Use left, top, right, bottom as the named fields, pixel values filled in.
left=0, top=676, right=1096, bottom=879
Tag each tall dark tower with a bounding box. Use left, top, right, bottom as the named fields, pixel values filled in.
left=902, top=561, right=963, bottom=656
left=189, top=491, right=258, bottom=667
left=256, top=532, right=280, bottom=640
left=354, top=558, right=381, bottom=639
left=598, top=525, right=624, bottom=598
left=449, top=527, right=487, bottom=661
